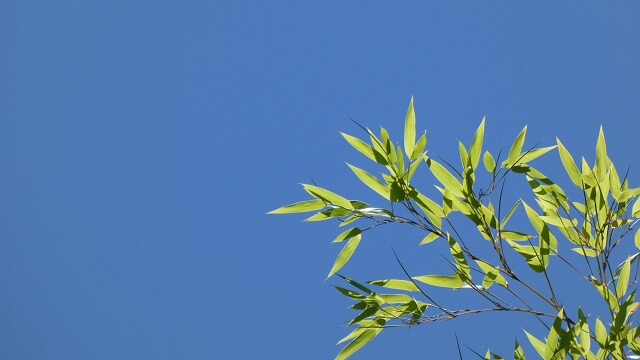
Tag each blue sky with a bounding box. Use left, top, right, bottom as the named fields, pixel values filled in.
left=2, top=2, right=640, bottom=359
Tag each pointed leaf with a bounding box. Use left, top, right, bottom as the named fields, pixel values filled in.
left=469, top=118, right=485, bottom=169
left=368, top=279, right=419, bottom=292
left=413, top=274, right=465, bottom=288
left=336, top=327, right=382, bottom=360
left=426, top=157, right=463, bottom=197
left=327, top=234, right=361, bottom=278
left=303, top=184, right=354, bottom=210
left=411, top=131, right=427, bottom=161
left=595, top=126, right=607, bottom=180
left=268, top=199, right=327, bottom=214
left=420, top=232, right=440, bottom=245
left=404, top=97, right=416, bottom=157
left=341, top=132, right=388, bottom=165
left=483, top=150, right=496, bottom=173
left=506, top=126, right=527, bottom=166
left=616, top=257, right=631, bottom=299
left=517, top=146, right=557, bottom=164
left=346, top=163, right=390, bottom=199
left=333, top=228, right=362, bottom=243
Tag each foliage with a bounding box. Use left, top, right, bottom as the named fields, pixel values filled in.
left=269, top=98, right=640, bottom=359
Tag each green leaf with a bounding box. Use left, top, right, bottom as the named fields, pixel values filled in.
left=633, top=197, right=640, bottom=218
left=333, top=228, right=362, bottom=243
left=420, top=232, right=440, bottom=245
left=595, top=126, right=607, bottom=181
left=459, top=141, right=469, bottom=169
left=346, top=163, right=390, bottom=200
left=469, top=118, right=485, bottom=169
left=327, top=234, right=361, bottom=278
left=341, top=132, right=388, bottom=165
left=483, top=150, right=496, bottom=173
left=506, top=126, right=527, bottom=167
left=336, top=327, right=382, bottom=360
left=426, top=157, right=464, bottom=197
left=404, top=97, right=416, bottom=158
left=303, top=184, right=354, bottom=210
left=368, top=279, right=419, bottom=292
left=592, top=279, right=619, bottom=312
left=517, top=146, right=557, bottom=164
left=524, top=330, right=545, bottom=359
left=410, top=131, right=427, bottom=161
left=500, top=199, right=521, bottom=228
left=571, top=247, right=597, bottom=257
left=514, top=340, right=526, bottom=360
left=616, top=257, right=631, bottom=299
left=413, top=274, right=465, bottom=289
left=595, top=318, right=607, bottom=347
left=635, top=228, right=640, bottom=251
left=500, top=230, right=534, bottom=241
left=449, top=234, right=470, bottom=279
left=268, top=199, right=327, bottom=214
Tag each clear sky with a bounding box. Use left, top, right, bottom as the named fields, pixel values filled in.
left=2, top=2, right=640, bottom=359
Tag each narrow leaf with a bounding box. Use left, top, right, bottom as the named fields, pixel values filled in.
left=413, top=274, right=465, bottom=289
left=336, top=327, right=382, bottom=360
left=469, top=118, right=485, bottom=169
left=346, top=163, right=390, bottom=199
left=327, top=234, right=361, bottom=278
left=404, top=97, right=416, bottom=158
left=303, top=184, right=354, bottom=210
left=268, top=199, right=327, bottom=214
left=506, top=126, right=527, bottom=166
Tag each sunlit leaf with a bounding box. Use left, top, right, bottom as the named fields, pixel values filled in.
left=616, top=257, right=631, bottom=299
left=426, top=157, right=463, bottom=197
left=368, top=279, right=419, bottom=292
left=595, top=126, right=607, bottom=181
left=469, top=118, right=485, bottom=169
left=506, top=126, right=527, bottom=167
left=268, top=199, right=327, bottom=214
left=524, top=330, right=545, bottom=358
left=341, top=132, right=388, bottom=165
left=413, top=274, right=465, bottom=289
left=517, top=145, right=557, bottom=164
left=327, top=234, right=361, bottom=278
left=483, top=151, right=496, bottom=173
left=336, top=327, right=382, bottom=360
left=514, top=340, right=525, bottom=360
left=303, top=184, right=354, bottom=210
left=333, top=228, right=362, bottom=243
left=404, top=97, right=416, bottom=158
left=411, top=131, right=427, bottom=161
left=420, top=232, right=440, bottom=245
left=346, top=163, right=390, bottom=200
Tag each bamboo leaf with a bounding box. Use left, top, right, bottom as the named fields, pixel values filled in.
left=616, top=257, right=631, bottom=299
left=524, top=331, right=545, bottom=358
left=268, top=199, right=327, bottom=214
left=411, top=131, right=427, bottom=161
left=346, top=163, right=390, bottom=200
left=595, top=126, right=607, bottom=181
left=426, top=157, right=464, bottom=197
left=404, top=97, right=416, bottom=158
left=303, top=184, right=354, bottom=210
left=413, top=274, right=465, bottom=289
left=514, top=340, right=526, bottom=360
left=506, top=126, right=527, bottom=166
left=556, top=138, right=582, bottom=187
left=517, top=146, right=557, bottom=164
left=420, top=232, right=440, bottom=245
left=368, top=279, right=419, bottom=292
left=469, top=118, right=485, bottom=169
left=336, top=327, right=382, bottom=360
left=483, top=150, right=496, bottom=173
left=341, top=132, right=388, bottom=165
left=333, top=228, right=362, bottom=243
left=327, top=235, right=361, bottom=278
